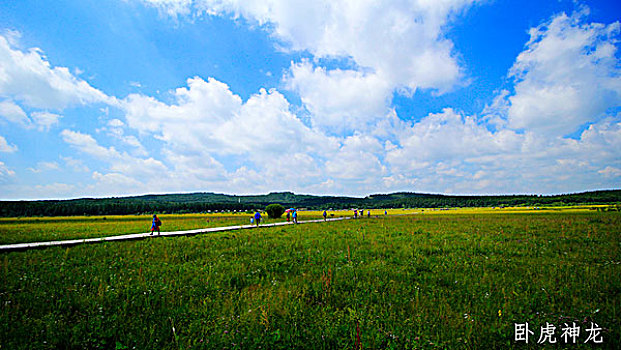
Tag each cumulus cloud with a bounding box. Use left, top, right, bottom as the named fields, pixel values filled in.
left=98, top=118, right=148, bottom=156
left=31, top=111, right=62, bottom=131
left=123, top=76, right=337, bottom=167
left=61, top=130, right=169, bottom=193
left=325, top=134, right=385, bottom=181
left=190, top=0, right=470, bottom=88
left=61, top=129, right=120, bottom=159
left=0, top=34, right=114, bottom=110
left=137, top=0, right=477, bottom=135
left=285, top=61, right=392, bottom=132
left=0, top=99, right=30, bottom=127
left=386, top=109, right=519, bottom=173
left=91, top=171, right=143, bottom=191
left=504, top=8, right=621, bottom=136
left=0, top=101, right=62, bottom=131
left=383, top=105, right=621, bottom=194
left=117, top=76, right=353, bottom=195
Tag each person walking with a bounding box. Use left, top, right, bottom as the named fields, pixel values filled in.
left=354, top=209, right=358, bottom=219
left=323, top=210, right=327, bottom=221
left=254, top=211, right=261, bottom=226
left=292, top=209, right=298, bottom=224
left=368, top=210, right=371, bottom=218
left=286, top=211, right=291, bottom=222
left=150, top=214, right=162, bottom=235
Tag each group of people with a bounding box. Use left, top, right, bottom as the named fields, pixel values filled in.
left=151, top=208, right=388, bottom=234
left=252, top=208, right=299, bottom=227
left=353, top=209, right=373, bottom=219
left=285, top=209, right=298, bottom=224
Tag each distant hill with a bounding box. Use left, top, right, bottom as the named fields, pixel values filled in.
left=0, top=190, right=619, bottom=217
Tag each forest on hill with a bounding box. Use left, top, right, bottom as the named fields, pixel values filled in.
left=0, top=190, right=619, bottom=217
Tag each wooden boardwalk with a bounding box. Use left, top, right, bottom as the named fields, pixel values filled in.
left=0, top=217, right=350, bottom=253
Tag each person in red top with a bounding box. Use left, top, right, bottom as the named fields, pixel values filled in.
left=151, top=214, right=162, bottom=235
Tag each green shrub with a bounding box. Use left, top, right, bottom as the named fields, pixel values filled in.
left=265, top=203, right=285, bottom=218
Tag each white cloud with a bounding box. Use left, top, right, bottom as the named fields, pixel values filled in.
left=0, top=99, right=30, bottom=127
left=141, top=0, right=193, bottom=17
left=99, top=118, right=148, bottom=156
left=61, top=129, right=167, bottom=183
left=123, top=76, right=337, bottom=165
left=505, top=9, right=621, bottom=136
left=191, top=0, right=471, bottom=90
left=57, top=127, right=266, bottom=196
left=325, top=134, right=385, bottom=181
left=108, top=119, right=125, bottom=127
left=27, top=161, right=60, bottom=173
left=32, top=183, right=77, bottom=198
left=0, top=34, right=115, bottom=110
left=599, top=166, right=621, bottom=178
left=161, top=150, right=227, bottom=183
left=124, top=76, right=242, bottom=141
left=0, top=101, right=62, bottom=131
left=260, top=152, right=323, bottom=186
left=0, top=135, right=17, bottom=153
left=0, top=161, right=16, bottom=183
left=2, top=29, right=22, bottom=47
left=61, top=129, right=120, bottom=159
left=381, top=105, right=621, bottom=194
left=137, top=0, right=477, bottom=135
left=91, top=171, right=143, bottom=190
left=31, top=111, right=62, bottom=131
left=62, top=156, right=89, bottom=172
left=386, top=109, right=519, bottom=174
left=119, top=76, right=349, bottom=195
left=285, top=61, right=391, bottom=133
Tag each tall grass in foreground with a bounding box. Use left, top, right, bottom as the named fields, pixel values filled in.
left=1, top=212, right=619, bottom=349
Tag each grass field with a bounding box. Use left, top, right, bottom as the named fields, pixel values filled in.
left=0, top=210, right=364, bottom=245
left=0, top=206, right=605, bottom=245
left=1, top=211, right=619, bottom=349
left=0, top=213, right=315, bottom=245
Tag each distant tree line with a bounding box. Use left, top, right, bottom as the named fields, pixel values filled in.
left=0, top=190, right=619, bottom=217
left=363, top=191, right=621, bottom=210
left=0, top=199, right=257, bottom=217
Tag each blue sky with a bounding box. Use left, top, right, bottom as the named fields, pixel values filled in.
left=0, top=0, right=620, bottom=199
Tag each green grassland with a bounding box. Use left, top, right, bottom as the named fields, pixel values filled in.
left=0, top=211, right=356, bottom=245
left=0, top=213, right=299, bottom=245
left=1, top=212, right=619, bottom=349
left=0, top=206, right=605, bottom=245
left=0, top=214, right=259, bottom=245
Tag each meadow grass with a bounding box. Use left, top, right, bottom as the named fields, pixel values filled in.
left=0, top=206, right=600, bottom=245
left=0, top=211, right=619, bottom=349
left=0, top=213, right=321, bottom=245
